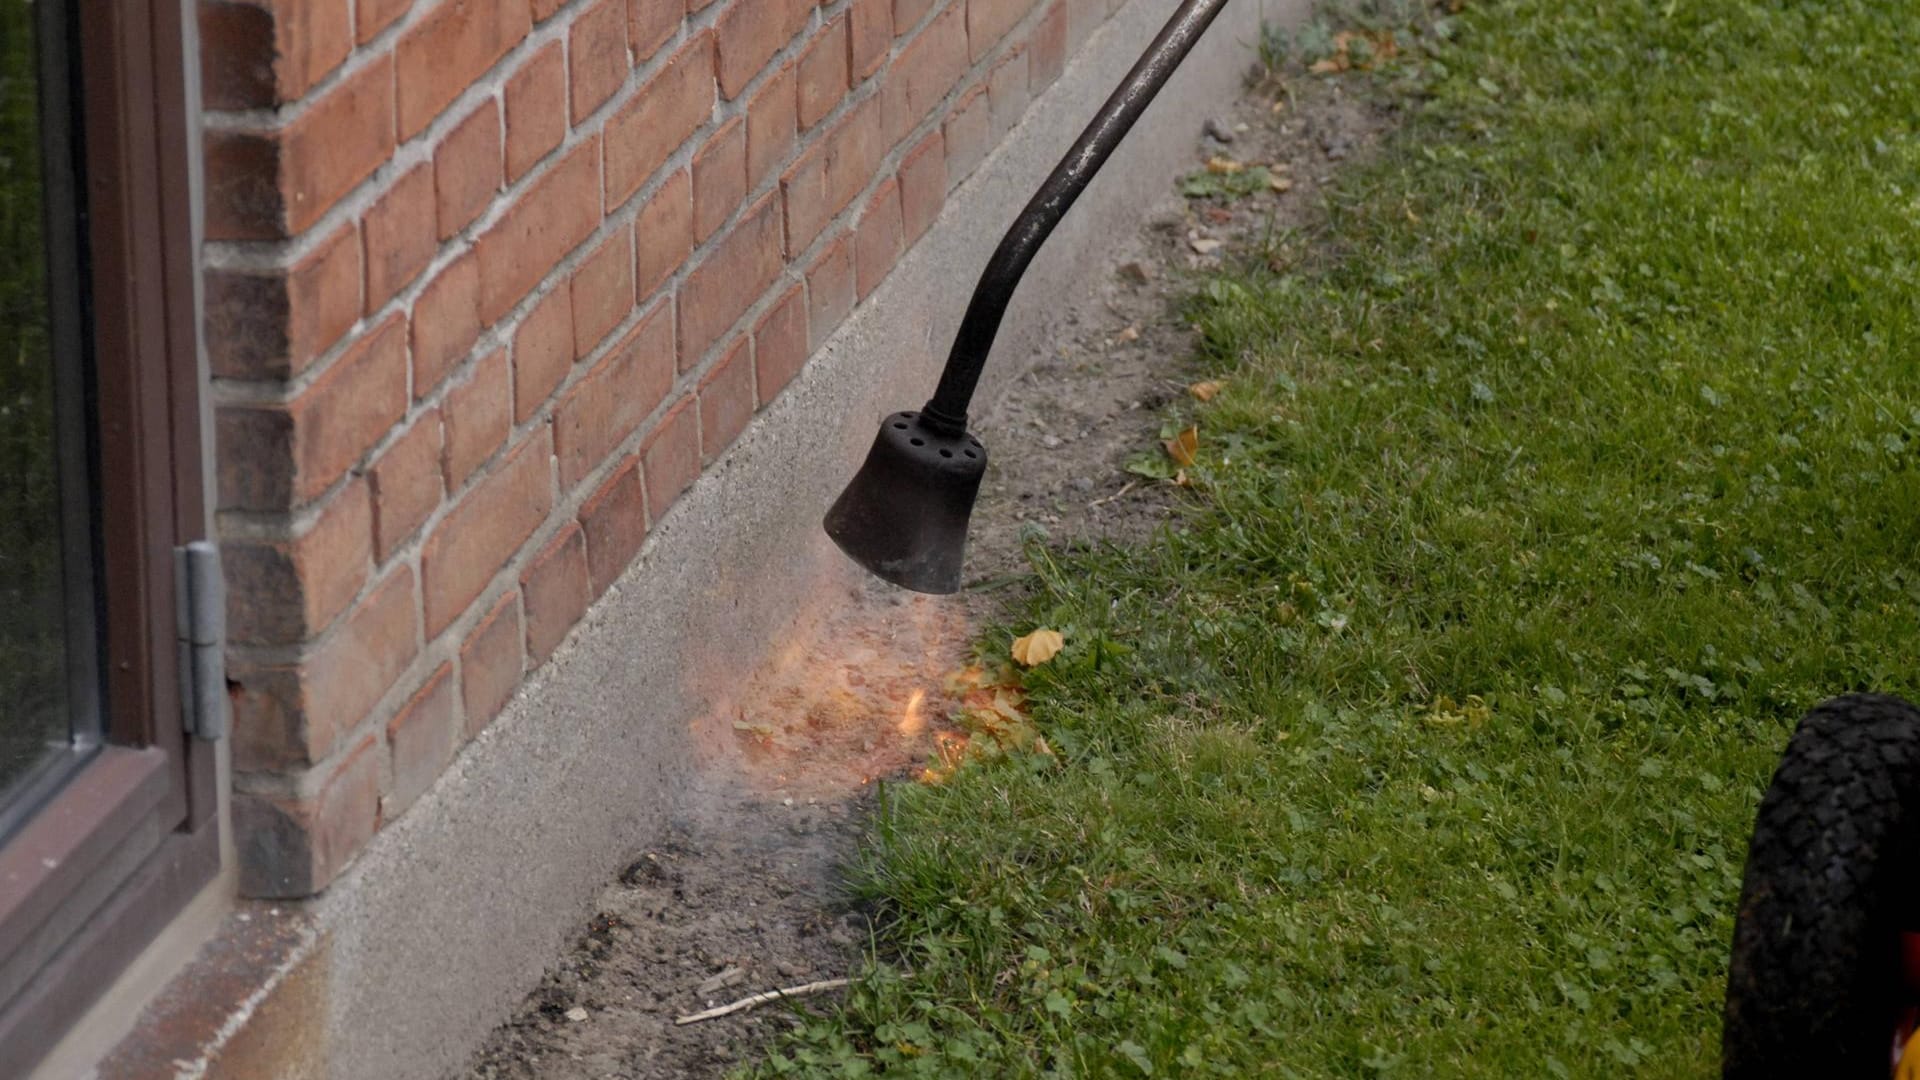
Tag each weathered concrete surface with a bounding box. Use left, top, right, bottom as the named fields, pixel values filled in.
left=130, top=0, right=1282, bottom=1074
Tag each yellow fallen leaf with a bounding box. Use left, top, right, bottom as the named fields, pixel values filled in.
left=1269, top=175, right=1294, bottom=193
left=1164, top=425, right=1199, bottom=466
left=1205, top=156, right=1244, bottom=174
left=1188, top=380, right=1223, bottom=401
left=1011, top=628, right=1065, bottom=666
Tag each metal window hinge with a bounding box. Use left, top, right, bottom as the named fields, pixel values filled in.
left=174, top=541, right=228, bottom=741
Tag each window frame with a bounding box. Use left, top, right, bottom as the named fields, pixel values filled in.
left=0, top=0, right=217, bottom=1071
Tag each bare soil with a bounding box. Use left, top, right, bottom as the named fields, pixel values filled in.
left=464, top=71, right=1396, bottom=1080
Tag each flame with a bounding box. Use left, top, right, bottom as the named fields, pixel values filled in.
left=897, top=689, right=927, bottom=736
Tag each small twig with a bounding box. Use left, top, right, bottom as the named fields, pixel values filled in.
left=674, top=978, right=851, bottom=1025
left=1088, top=480, right=1140, bottom=508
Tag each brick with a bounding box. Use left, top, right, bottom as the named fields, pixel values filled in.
left=204, top=55, right=395, bottom=241
left=460, top=591, right=524, bottom=738
left=476, top=136, right=603, bottom=325
left=216, top=315, right=409, bottom=511
left=442, top=348, right=512, bottom=489
left=803, top=234, right=852, bottom=349
left=234, top=732, right=382, bottom=898
left=678, top=193, right=783, bottom=367
left=745, top=64, right=797, bottom=193
left=893, top=0, right=933, bottom=35
left=229, top=567, right=418, bottom=774
left=362, top=163, right=437, bottom=313
left=199, top=0, right=351, bottom=110
left=849, top=0, right=890, bottom=80
left=691, top=118, right=747, bottom=243
left=714, top=0, right=807, bottom=100
left=394, top=0, right=531, bottom=140
left=780, top=95, right=881, bottom=252
left=512, top=286, right=575, bottom=422
left=697, top=338, right=754, bottom=462
left=368, top=413, right=444, bottom=561
left=420, top=428, right=555, bottom=638
left=635, top=170, right=693, bottom=299
left=521, top=525, right=589, bottom=663
left=578, top=458, right=646, bottom=599
left=641, top=398, right=699, bottom=519
left=629, top=0, right=681, bottom=62
left=571, top=229, right=637, bottom=356
left=412, top=253, right=482, bottom=398
left=1029, top=0, right=1066, bottom=90
left=882, top=5, right=965, bottom=143
left=205, top=223, right=360, bottom=380
left=504, top=42, right=567, bottom=182
left=968, top=0, right=1035, bottom=61
left=382, top=664, right=456, bottom=821
left=605, top=33, right=714, bottom=209
left=313, top=567, right=418, bottom=732
left=223, top=478, right=373, bottom=645
left=358, top=0, right=414, bottom=44
left=853, top=178, right=902, bottom=300
left=988, top=45, right=1029, bottom=139
left=571, top=0, right=632, bottom=123
left=552, top=300, right=673, bottom=488
left=942, top=84, right=990, bottom=185
left=796, top=18, right=848, bottom=130
left=752, top=283, right=808, bottom=402
left=898, top=130, right=945, bottom=242
left=532, top=0, right=568, bottom=19
left=436, top=101, right=503, bottom=240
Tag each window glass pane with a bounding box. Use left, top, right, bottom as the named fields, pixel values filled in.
left=0, top=0, right=72, bottom=801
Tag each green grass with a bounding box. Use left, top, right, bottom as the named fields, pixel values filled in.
left=748, top=0, right=1920, bottom=1075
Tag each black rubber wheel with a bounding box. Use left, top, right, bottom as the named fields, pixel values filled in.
left=1725, top=693, right=1920, bottom=1078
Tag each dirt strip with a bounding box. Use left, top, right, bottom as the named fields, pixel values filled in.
left=466, top=71, right=1394, bottom=1079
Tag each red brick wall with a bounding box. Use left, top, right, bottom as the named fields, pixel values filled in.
left=203, top=0, right=1115, bottom=899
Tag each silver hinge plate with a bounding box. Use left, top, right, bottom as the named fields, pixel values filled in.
left=174, top=541, right=228, bottom=741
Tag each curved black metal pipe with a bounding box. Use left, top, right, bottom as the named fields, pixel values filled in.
left=917, top=0, right=1234, bottom=434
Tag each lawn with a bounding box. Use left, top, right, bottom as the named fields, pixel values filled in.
left=750, top=0, right=1920, bottom=1075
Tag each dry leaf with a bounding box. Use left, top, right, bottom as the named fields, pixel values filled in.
left=1188, top=380, right=1223, bottom=401
left=1117, top=325, right=1141, bottom=343
left=1164, top=425, right=1199, bottom=466
left=989, top=687, right=1029, bottom=723
left=1205, top=156, right=1244, bottom=174
left=1011, top=628, right=1065, bottom=666
left=1269, top=175, right=1294, bottom=193
left=944, top=664, right=987, bottom=695
left=1173, top=469, right=1192, bottom=487
left=1310, top=29, right=1398, bottom=75
left=1189, top=237, right=1223, bottom=255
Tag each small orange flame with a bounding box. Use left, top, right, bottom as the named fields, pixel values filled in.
left=897, top=689, right=927, bottom=736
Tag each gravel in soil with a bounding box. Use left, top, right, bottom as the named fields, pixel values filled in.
left=464, top=71, right=1396, bottom=1080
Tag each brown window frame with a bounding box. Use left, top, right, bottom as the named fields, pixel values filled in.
left=0, top=0, right=217, bottom=1072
